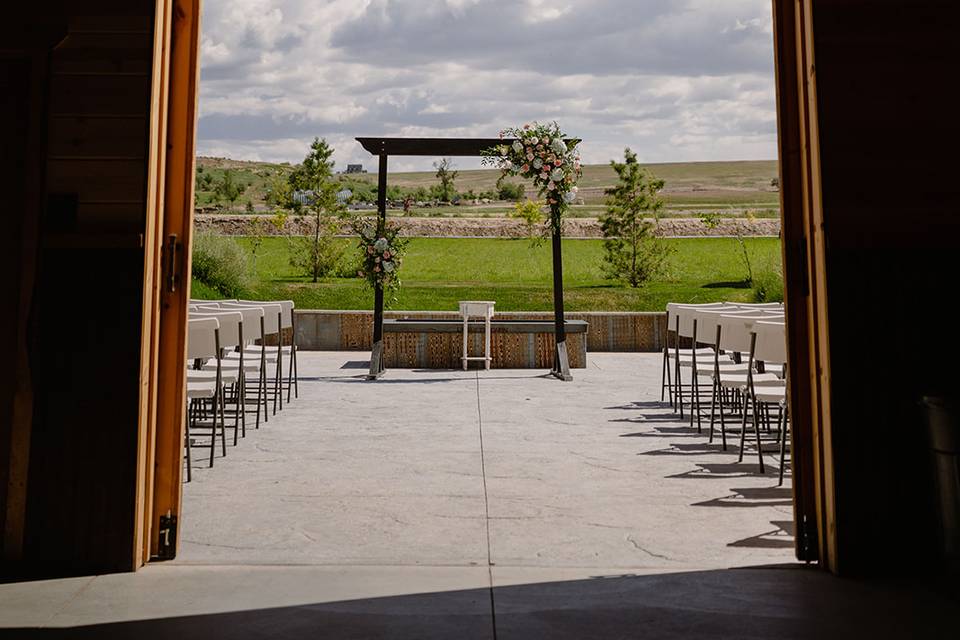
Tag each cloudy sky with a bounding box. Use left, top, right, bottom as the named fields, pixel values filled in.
left=196, top=0, right=776, bottom=171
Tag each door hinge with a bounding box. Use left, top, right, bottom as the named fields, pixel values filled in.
left=163, top=233, right=183, bottom=294
left=156, top=511, right=178, bottom=560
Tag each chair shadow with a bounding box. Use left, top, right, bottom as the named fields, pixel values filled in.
left=692, top=486, right=794, bottom=508
left=666, top=462, right=773, bottom=479
left=640, top=442, right=731, bottom=456
left=728, top=520, right=796, bottom=549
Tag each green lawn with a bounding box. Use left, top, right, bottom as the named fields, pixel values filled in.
left=193, top=237, right=782, bottom=312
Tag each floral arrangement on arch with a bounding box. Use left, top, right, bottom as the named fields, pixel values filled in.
left=483, top=121, right=582, bottom=224
left=354, top=219, right=408, bottom=302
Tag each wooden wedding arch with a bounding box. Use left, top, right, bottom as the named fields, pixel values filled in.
left=355, top=136, right=579, bottom=381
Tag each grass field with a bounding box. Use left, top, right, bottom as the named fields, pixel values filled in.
left=192, top=236, right=782, bottom=312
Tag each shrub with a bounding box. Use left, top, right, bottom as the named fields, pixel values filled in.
left=497, top=181, right=525, bottom=202
left=191, top=232, right=251, bottom=297
left=288, top=218, right=348, bottom=281
left=752, top=261, right=784, bottom=302
left=510, top=199, right=547, bottom=247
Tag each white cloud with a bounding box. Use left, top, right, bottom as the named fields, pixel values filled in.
left=196, top=0, right=777, bottom=170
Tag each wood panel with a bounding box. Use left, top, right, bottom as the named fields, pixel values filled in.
left=49, top=116, right=148, bottom=158
left=13, top=0, right=157, bottom=577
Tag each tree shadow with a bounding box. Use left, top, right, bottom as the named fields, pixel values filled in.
left=702, top=280, right=751, bottom=289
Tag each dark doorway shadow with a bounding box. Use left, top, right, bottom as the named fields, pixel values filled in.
left=2, top=565, right=954, bottom=639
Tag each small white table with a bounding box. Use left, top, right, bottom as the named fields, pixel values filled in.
left=459, top=301, right=495, bottom=370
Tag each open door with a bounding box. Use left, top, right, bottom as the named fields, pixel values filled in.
left=142, top=0, right=202, bottom=563
left=772, top=0, right=837, bottom=570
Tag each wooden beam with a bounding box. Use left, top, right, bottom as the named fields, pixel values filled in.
left=355, top=137, right=579, bottom=157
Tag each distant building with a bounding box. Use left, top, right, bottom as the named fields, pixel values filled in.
left=345, top=164, right=365, bottom=174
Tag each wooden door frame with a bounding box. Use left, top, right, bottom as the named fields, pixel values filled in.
left=139, top=0, right=201, bottom=563
left=772, top=0, right=837, bottom=571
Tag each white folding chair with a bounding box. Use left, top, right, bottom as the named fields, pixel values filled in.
left=186, top=317, right=227, bottom=475
left=739, top=320, right=790, bottom=482
left=190, top=310, right=246, bottom=445
left=660, top=302, right=724, bottom=408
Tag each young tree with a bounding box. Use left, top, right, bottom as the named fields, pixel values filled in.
left=214, top=169, right=244, bottom=208
left=433, top=157, right=458, bottom=202
left=599, top=148, right=672, bottom=287
left=287, top=137, right=348, bottom=282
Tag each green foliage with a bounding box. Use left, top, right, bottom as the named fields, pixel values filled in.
left=288, top=217, right=348, bottom=282
left=191, top=232, right=251, bottom=297
left=247, top=217, right=267, bottom=274
left=265, top=174, right=293, bottom=209
left=510, top=199, right=547, bottom=248
left=287, top=137, right=350, bottom=282
left=599, top=148, right=672, bottom=288
left=214, top=170, right=244, bottom=205
left=433, top=158, right=458, bottom=202
left=752, top=260, right=785, bottom=302
left=699, top=212, right=721, bottom=229
left=497, top=181, right=525, bottom=201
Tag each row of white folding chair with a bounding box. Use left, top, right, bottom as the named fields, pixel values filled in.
left=236, top=299, right=299, bottom=402
left=193, top=299, right=297, bottom=394
left=678, top=307, right=784, bottom=428
left=189, top=308, right=263, bottom=437
left=195, top=301, right=285, bottom=417
left=662, top=302, right=783, bottom=415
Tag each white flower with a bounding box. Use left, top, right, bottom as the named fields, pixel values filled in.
left=551, top=138, right=567, bottom=155
left=550, top=167, right=565, bottom=182
left=511, top=140, right=524, bottom=153
left=563, top=190, right=576, bottom=203
left=382, top=260, right=395, bottom=272
left=374, top=238, right=388, bottom=251
left=533, top=158, right=543, bottom=169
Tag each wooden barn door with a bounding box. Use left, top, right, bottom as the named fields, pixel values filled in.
left=141, top=0, right=202, bottom=563
left=772, top=0, right=837, bottom=570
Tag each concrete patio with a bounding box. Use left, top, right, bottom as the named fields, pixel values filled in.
left=3, top=353, right=955, bottom=637
left=179, top=352, right=795, bottom=569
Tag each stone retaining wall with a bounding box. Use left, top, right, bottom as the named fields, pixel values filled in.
left=294, top=310, right=667, bottom=353
left=197, top=214, right=780, bottom=239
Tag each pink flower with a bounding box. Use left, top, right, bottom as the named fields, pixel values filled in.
left=548, top=198, right=557, bottom=204
left=374, top=265, right=381, bottom=272
left=522, top=164, right=529, bottom=172
left=367, top=246, right=374, bottom=254
left=357, top=270, right=364, bottom=277
left=543, top=136, right=550, bottom=144
left=540, top=172, right=549, bottom=180
left=526, top=152, right=534, bottom=161
left=383, top=250, right=391, bottom=259
left=537, top=144, right=544, bottom=151
left=554, top=159, right=563, bottom=166
left=548, top=181, right=556, bottom=190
